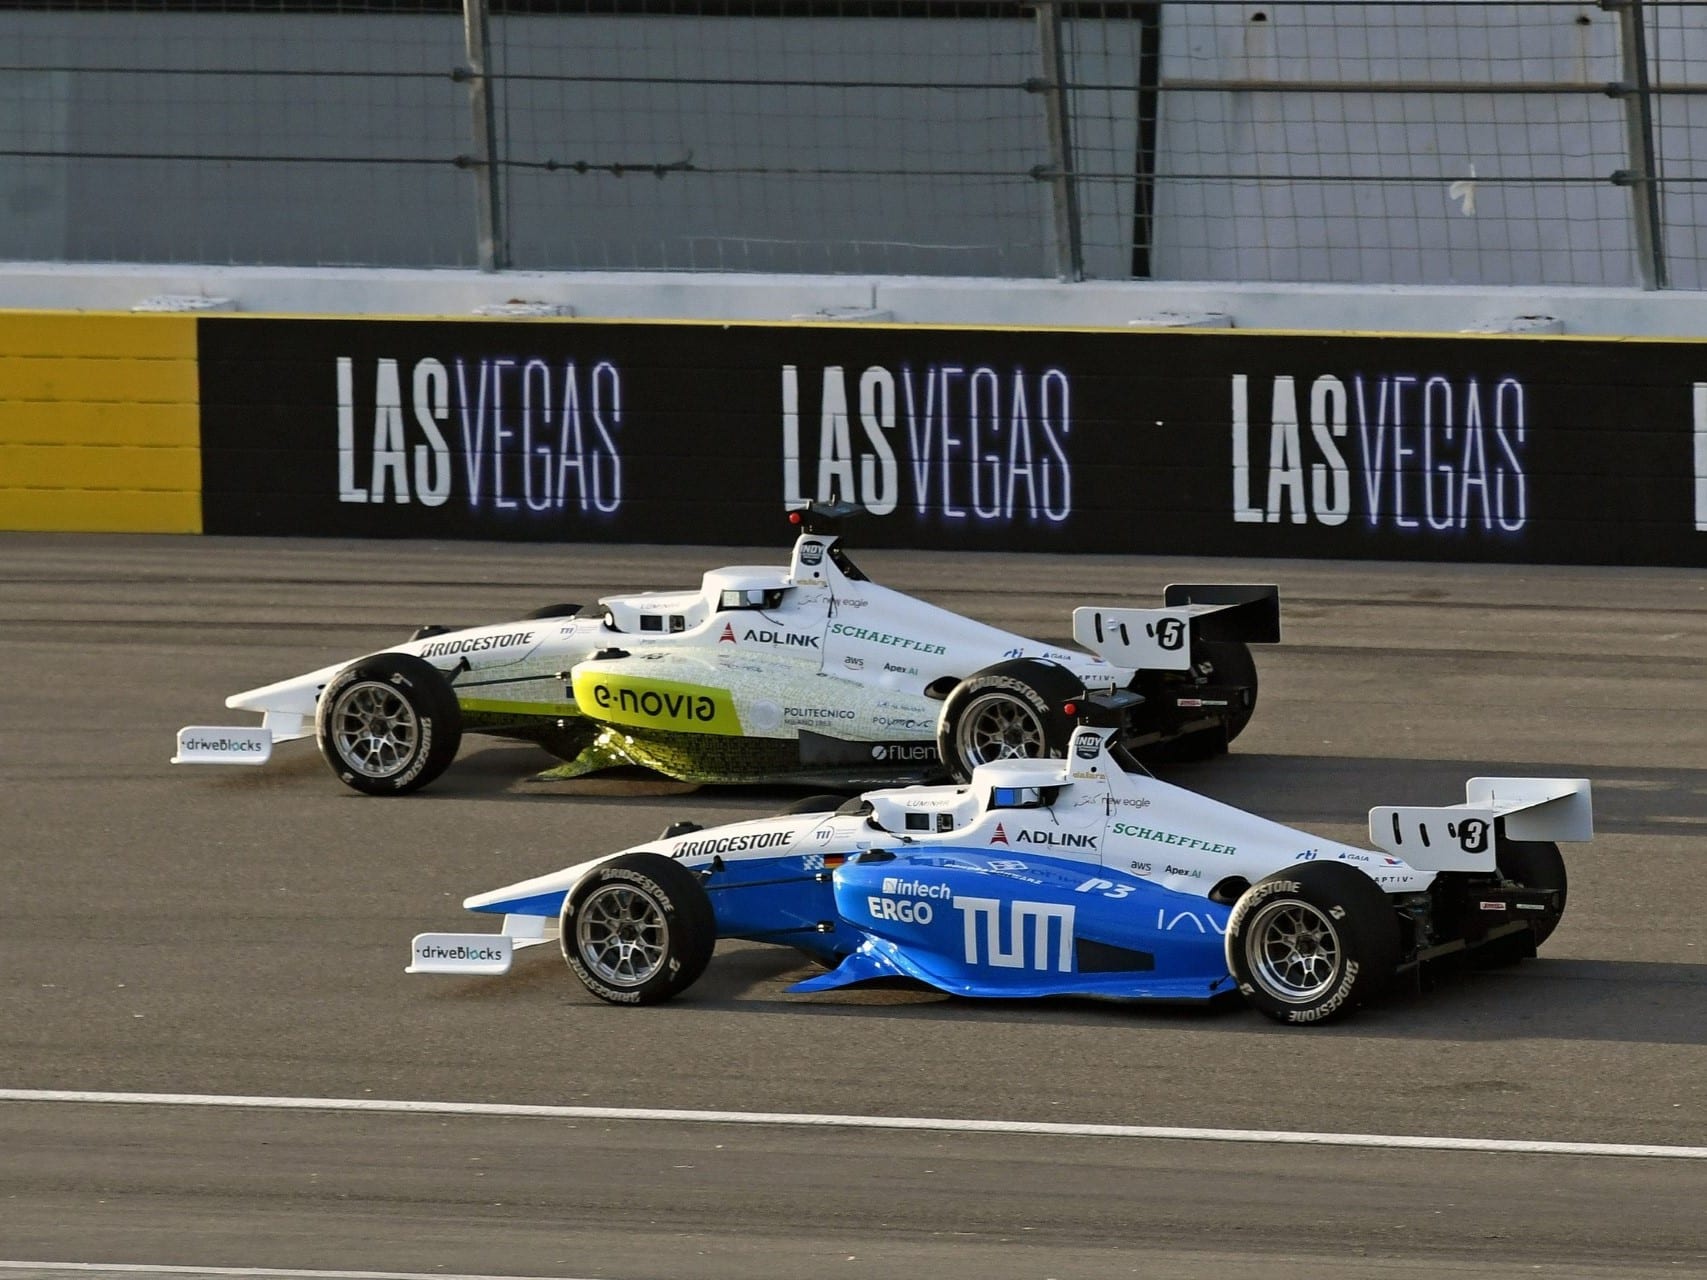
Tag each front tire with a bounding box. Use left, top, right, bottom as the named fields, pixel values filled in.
left=561, top=853, right=717, bottom=1005
left=1226, top=863, right=1400, bottom=1024
left=316, top=652, right=462, bottom=795
left=937, top=659, right=1084, bottom=784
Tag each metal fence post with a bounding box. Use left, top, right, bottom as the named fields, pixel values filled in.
left=461, top=0, right=507, bottom=272
left=1032, top=0, right=1083, bottom=282
left=1611, top=0, right=1667, bottom=290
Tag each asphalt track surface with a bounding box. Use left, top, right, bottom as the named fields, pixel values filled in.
left=2, top=533, right=1705, bottom=1280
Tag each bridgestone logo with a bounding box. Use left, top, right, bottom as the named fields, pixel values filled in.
left=671, top=830, right=794, bottom=857
left=392, top=717, right=433, bottom=787
left=1287, top=960, right=1360, bottom=1023
left=419, top=630, right=535, bottom=658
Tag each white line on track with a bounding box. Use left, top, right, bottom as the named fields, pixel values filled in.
left=0, top=1266, right=597, bottom=1280
left=2, top=1087, right=1704, bottom=1160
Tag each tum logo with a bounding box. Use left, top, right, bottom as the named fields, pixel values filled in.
left=954, top=896, right=1075, bottom=972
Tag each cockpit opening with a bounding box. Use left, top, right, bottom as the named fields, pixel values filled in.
left=719, top=587, right=787, bottom=611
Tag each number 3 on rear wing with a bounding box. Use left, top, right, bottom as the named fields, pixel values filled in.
left=1072, top=585, right=1281, bottom=671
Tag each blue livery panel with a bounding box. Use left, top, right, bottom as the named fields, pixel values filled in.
left=795, top=849, right=1237, bottom=1001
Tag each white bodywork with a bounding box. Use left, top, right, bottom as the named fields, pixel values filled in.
left=407, top=727, right=1593, bottom=975
left=177, top=524, right=1273, bottom=771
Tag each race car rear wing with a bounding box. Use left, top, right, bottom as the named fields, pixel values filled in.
left=1368, top=777, right=1594, bottom=873
left=1071, top=585, right=1280, bottom=672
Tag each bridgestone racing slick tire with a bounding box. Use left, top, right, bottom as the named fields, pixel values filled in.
left=937, top=658, right=1085, bottom=784
left=1225, top=863, right=1400, bottom=1025
left=1498, top=839, right=1568, bottom=948
left=521, top=602, right=581, bottom=620
left=1155, top=639, right=1259, bottom=763
left=315, top=652, right=462, bottom=796
left=1202, top=639, right=1258, bottom=745
left=777, top=793, right=850, bottom=816
left=561, top=853, right=717, bottom=1006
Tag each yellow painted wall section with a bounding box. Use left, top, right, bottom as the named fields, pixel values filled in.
left=0, top=311, right=200, bottom=532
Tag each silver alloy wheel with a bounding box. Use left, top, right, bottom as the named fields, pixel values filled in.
left=326, top=679, right=419, bottom=778
left=1242, top=898, right=1344, bottom=1004
left=953, top=691, right=1046, bottom=768
left=575, top=883, right=670, bottom=988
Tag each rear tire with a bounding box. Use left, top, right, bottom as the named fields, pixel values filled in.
left=1156, top=640, right=1258, bottom=762
left=561, top=853, right=716, bottom=1005
left=1498, top=839, right=1567, bottom=948
left=316, top=652, right=462, bottom=795
left=1202, top=639, right=1258, bottom=745
left=777, top=793, right=849, bottom=816
left=1226, top=863, right=1399, bottom=1025
left=937, top=659, right=1084, bottom=784
left=522, top=602, right=582, bottom=620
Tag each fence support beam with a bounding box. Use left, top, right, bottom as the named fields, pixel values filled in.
left=462, top=0, right=507, bottom=272
left=1612, top=0, right=1667, bottom=290
left=1033, top=0, right=1083, bottom=282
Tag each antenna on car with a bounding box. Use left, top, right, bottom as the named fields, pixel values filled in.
left=786, top=493, right=862, bottom=536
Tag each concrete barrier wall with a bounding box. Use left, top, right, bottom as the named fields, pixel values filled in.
left=6, top=308, right=1705, bottom=567
left=0, top=311, right=200, bottom=533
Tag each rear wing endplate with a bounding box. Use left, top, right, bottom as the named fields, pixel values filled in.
left=1369, top=777, right=1593, bottom=873
left=1072, top=585, right=1280, bottom=671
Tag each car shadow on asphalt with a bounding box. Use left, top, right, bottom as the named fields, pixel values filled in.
left=671, top=941, right=1707, bottom=1047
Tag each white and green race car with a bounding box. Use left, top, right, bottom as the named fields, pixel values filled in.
left=174, top=505, right=1280, bottom=796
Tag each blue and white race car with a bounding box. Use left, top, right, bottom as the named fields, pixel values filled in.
left=408, top=727, right=1593, bottom=1024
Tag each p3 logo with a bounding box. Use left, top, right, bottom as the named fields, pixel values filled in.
left=1451, top=818, right=1491, bottom=854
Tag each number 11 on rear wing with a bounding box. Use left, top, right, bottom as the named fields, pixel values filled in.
left=1072, top=585, right=1281, bottom=671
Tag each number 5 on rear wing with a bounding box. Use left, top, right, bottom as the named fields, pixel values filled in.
left=1072, top=585, right=1281, bottom=671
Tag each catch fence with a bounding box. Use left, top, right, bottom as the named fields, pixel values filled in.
left=2, top=0, right=1702, bottom=287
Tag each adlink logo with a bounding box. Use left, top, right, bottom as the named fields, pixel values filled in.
left=1017, top=829, right=1097, bottom=849
left=571, top=669, right=741, bottom=735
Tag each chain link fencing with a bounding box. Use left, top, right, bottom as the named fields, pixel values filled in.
left=1, top=0, right=1701, bottom=288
